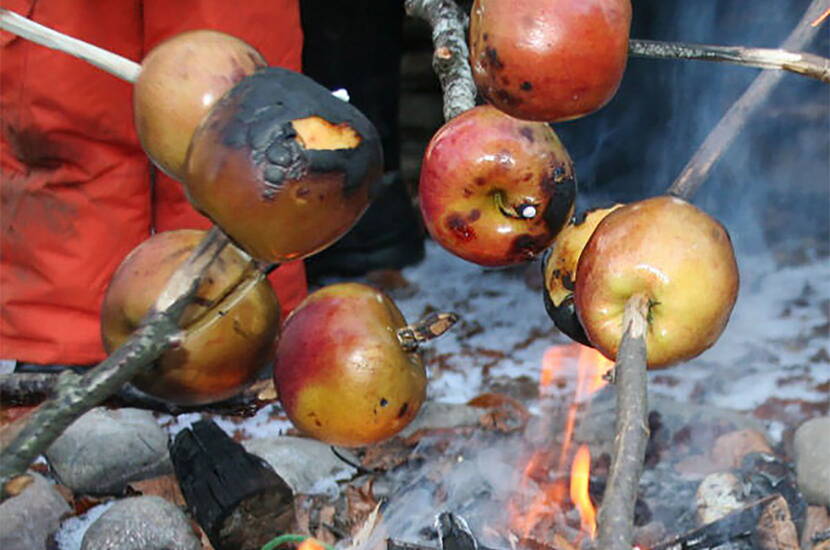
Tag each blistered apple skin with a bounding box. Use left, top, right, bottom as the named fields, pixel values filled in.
left=185, top=67, right=384, bottom=263
left=134, top=30, right=267, bottom=181
left=470, top=0, right=632, bottom=122
left=419, top=105, right=576, bottom=267
left=574, top=196, right=739, bottom=369
left=100, top=229, right=280, bottom=406
left=273, top=283, right=426, bottom=447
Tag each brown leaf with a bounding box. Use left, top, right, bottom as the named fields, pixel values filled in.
left=128, top=475, right=187, bottom=507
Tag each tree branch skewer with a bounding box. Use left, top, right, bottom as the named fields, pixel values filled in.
left=594, top=293, right=650, bottom=550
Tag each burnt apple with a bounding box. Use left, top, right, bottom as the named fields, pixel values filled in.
left=134, top=30, right=267, bottom=181
left=542, top=203, right=623, bottom=346
left=469, top=0, right=632, bottom=122
left=574, top=196, right=739, bottom=368
left=419, top=104, right=576, bottom=267
left=273, top=283, right=427, bottom=447
left=184, top=67, right=383, bottom=263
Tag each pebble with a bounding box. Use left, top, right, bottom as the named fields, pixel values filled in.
left=46, top=407, right=172, bottom=494
left=694, top=471, right=746, bottom=525
left=243, top=436, right=356, bottom=494
left=793, top=416, right=830, bottom=506
left=0, top=472, right=71, bottom=550
left=80, top=495, right=200, bottom=550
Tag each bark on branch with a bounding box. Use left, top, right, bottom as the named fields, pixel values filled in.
left=594, top=293, right=650, bottom=550
left=667, top=0, right=828, bottom=199
left=630, top=39, right=830, bottom=84
left=404, top=0, right=477, bottom=121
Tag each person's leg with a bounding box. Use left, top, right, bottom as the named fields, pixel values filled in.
left=142, top=0, right=308, bottom=317
left=299, top=0, right=426, bottom=280
left=1, top=1, right=148, bottom=365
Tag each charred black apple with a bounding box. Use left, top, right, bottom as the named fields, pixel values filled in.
left=184, top=67, right=384, bottom=263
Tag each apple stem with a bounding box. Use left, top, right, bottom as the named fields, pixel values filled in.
left=396, top=312, right=459, bottom=352
left=593, top=293, right=649, bottom=550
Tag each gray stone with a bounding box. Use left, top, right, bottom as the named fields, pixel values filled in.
left=46, top=407, right=172, bottom=494
left=243, top=436, right=356, bottom=494
left=0, top=472, right=71, bottom=550
left=81, top=495, right=200, bottom=550
left=793, top=416, right=830, bottom=506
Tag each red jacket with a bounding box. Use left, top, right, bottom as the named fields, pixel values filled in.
left=1, top=0, right=307, bottom=365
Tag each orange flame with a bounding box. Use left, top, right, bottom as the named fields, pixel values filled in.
left=570, top=444, right=597, bottom=538
left=509, top=344, right=613, bottom=541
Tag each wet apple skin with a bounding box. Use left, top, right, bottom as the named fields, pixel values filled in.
left=274, top=283, right=426, bottom=447
left=470, top=0, right=632, bottom=122
left=419, top=105, right=576, bottom=267
left=574, top=196, right=739, bottom=368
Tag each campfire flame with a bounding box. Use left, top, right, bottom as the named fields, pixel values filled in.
left=509, top=344, right=613, bottom=543
left=569, top=444, right=596, bottom=538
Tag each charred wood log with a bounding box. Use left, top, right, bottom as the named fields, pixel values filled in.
left=170, top=419, right=294, bottom=550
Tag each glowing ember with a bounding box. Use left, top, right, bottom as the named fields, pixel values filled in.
left=569, top=444, right=596, bottom=538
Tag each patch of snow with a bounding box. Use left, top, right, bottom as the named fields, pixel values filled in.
left=54, top=500, right=115, bottom=550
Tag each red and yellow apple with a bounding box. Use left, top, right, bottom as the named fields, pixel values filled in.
left=574, top=196, right=739, bottom=368
left=134, top=30, right=267, bottom=181
left=101, top=229, right=280, bottom=405
left=419, top=104, right=576, bottom=267
left=273, top=283, right=426, bottom=447
left=542, top=203, right=623, bottom=345
left=184, top=67, right=383, bottom=263
left=469, top=0, right=632, bottom=122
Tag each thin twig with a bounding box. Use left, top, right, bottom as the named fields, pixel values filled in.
left=0, top=229, right=231, bottom=500
left=595, top=293, right=650, bottom=550
left=404, top=0, right=477, bottom=121
left=0, top=7, right=141, bottom=82
left=630, top=39, right=830, bottom=83
left=668, top=0, right=828, bottom=199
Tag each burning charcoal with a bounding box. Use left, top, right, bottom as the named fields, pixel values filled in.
left=695, top=472, right=747, bottom=525
left=793, top=416, right=830, bottom=507
left=436, top=513, right=478, bottom=550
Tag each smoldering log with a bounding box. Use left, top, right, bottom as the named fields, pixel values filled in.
left=170, top=419, right=294, bottom=550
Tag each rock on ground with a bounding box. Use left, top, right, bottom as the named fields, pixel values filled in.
left=0, top=472, right=71, bottom=550
left=794, top=416, right=830, bottom=507
left=46, top=407, right=172, bottom=494
left=80, top=495, right=200, bottom=550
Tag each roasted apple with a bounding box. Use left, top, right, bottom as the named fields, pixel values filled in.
left=469, top=0, right=632, bottom=122
left=273, top=283, right=427, bottom=447
left=574, top=196, right=739, bottom=368
left=101, top=229, right=280, bottom=405
left=134, top=30, right=267, bottom=181
left=419, top=104, right=576, bottom=267
left=184, top=67, right=383, bottom=263
left=542, top=203, right=623, bottom=346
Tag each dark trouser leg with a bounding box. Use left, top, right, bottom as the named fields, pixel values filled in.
left=300, top=0, right=425, bottom=279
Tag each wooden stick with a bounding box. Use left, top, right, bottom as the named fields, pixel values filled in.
left=594, top=293, right=650, bottom=550
left=629, top=39, right=830, bottom=83
left=667, top=0, right=828, bottom=199
left=404, top=0, right=477, bottom=121
left=0, top=7, right=141, bottom=82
